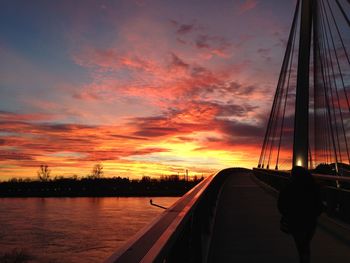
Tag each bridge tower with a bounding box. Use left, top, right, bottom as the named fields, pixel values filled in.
left=293, top=0, right=314, bottom=168
left=258, top=0, right=349, bottom=171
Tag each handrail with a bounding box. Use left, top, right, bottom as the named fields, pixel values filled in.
left=312, top=173, right=350, bottom=183
left=104, top=168, right=230, bottom=263
left=254, top=167, right=350, bottom=224
left=254, top=168, right=350, bottom=183
left=140, top=173, right=216, bottom=262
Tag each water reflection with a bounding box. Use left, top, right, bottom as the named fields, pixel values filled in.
left=0, top=197, right=178, bottom=263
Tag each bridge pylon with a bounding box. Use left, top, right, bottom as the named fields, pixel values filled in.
left=292, top=0, right=313, bottom=169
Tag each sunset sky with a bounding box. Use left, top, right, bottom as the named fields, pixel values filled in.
left=0, top=0, right=297, bottom=180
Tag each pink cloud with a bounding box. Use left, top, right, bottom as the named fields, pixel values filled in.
left=239, top=0, right=259, bottom=14
left=73, top=48, right=160, bottom=74
left=0, top=111, right=54, bottom=122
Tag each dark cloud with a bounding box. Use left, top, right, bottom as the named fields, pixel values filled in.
left=195, top=35, right=210, bottom=49
left=129, top=111, right=204, bottom=138
left=170, top=20, right=232, bottom=56
left=215, top=102, right=258, bottom=117
left=257, top=48, right=270, bottom=55
left=131, top=147, right=169, bottom=155
left=0, top=120, right=93, bottom=134
left=170, top=20, right=196, bottom=35
left=191, top=65, right=208, bottom=77
left=177, top=24, right=195, bottom=35
left=130, top=115, right=181, bottom=138
left=217, top=119, right=264, bottom=146
left=257, top=47, right=272, bottom=61
left=111, top=134, right=148, bottom=140
left=0, top=111, right=50, bottom=122
left=195, top=34, right=232, bottom=53
left=176, top=136, right=195, bottom=142
left=130, top=115, right=167, bottom=124
left=205, top=136, right=222, bottom=142
left=169, top=53, right=189, bottom=70
left=81, top=147, right=167, bottom=161
left=0, top=151, right=35, bottom=161
left=40, top=123, right=93, bottom=132
left=224, top=82, right=259, bottom=96
left=176, top=37, right=187, bottom=45
left=0, top=110, right=14, bottom=115
left=184, top=80, right=259, bottom=99
left=72, top=91, right=101, bottom=100
left=220, top=120, right=263, bottom=137
left=129, top=100, right=260, bottom=142
left=273, top=31, right=288, bottom=48
left=134, top=127, right=179, bottom=137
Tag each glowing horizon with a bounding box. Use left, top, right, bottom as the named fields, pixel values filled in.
left=0, top=0, right=297, bottom=180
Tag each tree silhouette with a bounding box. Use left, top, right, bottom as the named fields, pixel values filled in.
left=141, top=176, right=151, bottom=182
left=91, top=163, right=103, bottom=179
left=37, top=165, right=50, bottom=181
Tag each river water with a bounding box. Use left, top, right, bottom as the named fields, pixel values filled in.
left=0, top=197, right=178, bottom=263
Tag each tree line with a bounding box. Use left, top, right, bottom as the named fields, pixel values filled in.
left=0, top=164, right=204, bottom=197
left=36, top=163, right=104, bottom=182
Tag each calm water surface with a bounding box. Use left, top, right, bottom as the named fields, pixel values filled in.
left=0, top=197, right=178, bottom=263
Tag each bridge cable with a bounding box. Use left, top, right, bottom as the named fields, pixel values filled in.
left=322, top=0, right=350, bottom=165
left=275, top=21, right=298, bottom=170
left=258, top=0, right=300, bottom=168
left=321, top=0, right=350, bottom=163
left=313, top=1, right=320, bottom=166
left=268, top=0, right=300, bottom=169
left=262, top=41, right=290, bottom=169
left=325, top=0, right=350, bottom=108
left=317, top=7, right=331, bottom=164
left=266, top=63, right=288, bottom=168
left=335, top=0, right=350, bottom=28
left=266, top=6, right=298, bottom=169
left=327, top=0, right=350, bottom=66
left=317, top=9, right=340, bottom=170
left=319, top=2, right=342, bottom=164
left=318, top=51, right=339, bottom=167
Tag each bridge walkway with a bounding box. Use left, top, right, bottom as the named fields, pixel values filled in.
left=208, top=170, right=350, bottom=262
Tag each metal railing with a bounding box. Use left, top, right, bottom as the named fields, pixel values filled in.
left=254, top=167, right=350, bottom=182
left=105, top=167, right=243, bottom=263
left=253, top=168, right=350, bottom=223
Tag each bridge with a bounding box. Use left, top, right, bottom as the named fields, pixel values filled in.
left=105, top=0, right=350, bottom=262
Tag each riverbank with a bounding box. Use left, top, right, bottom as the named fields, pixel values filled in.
left=0, top=177, right=202, bottom=197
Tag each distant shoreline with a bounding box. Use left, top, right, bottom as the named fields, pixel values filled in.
left=0, top=176, right=202, bottom=198
left=0, top=193, right=185, bottom=198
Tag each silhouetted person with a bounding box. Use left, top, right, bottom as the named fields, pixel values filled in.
left=278, top=166, right=323, bottom=263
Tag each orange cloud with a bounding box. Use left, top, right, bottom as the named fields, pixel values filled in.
left=0, top=98, right=264, bottom=180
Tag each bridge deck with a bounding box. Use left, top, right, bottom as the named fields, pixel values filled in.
left=208, top=170, right=350, bottom=262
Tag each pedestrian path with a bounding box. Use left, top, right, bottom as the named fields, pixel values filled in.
left=208, top=170, right=350, bottom=262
